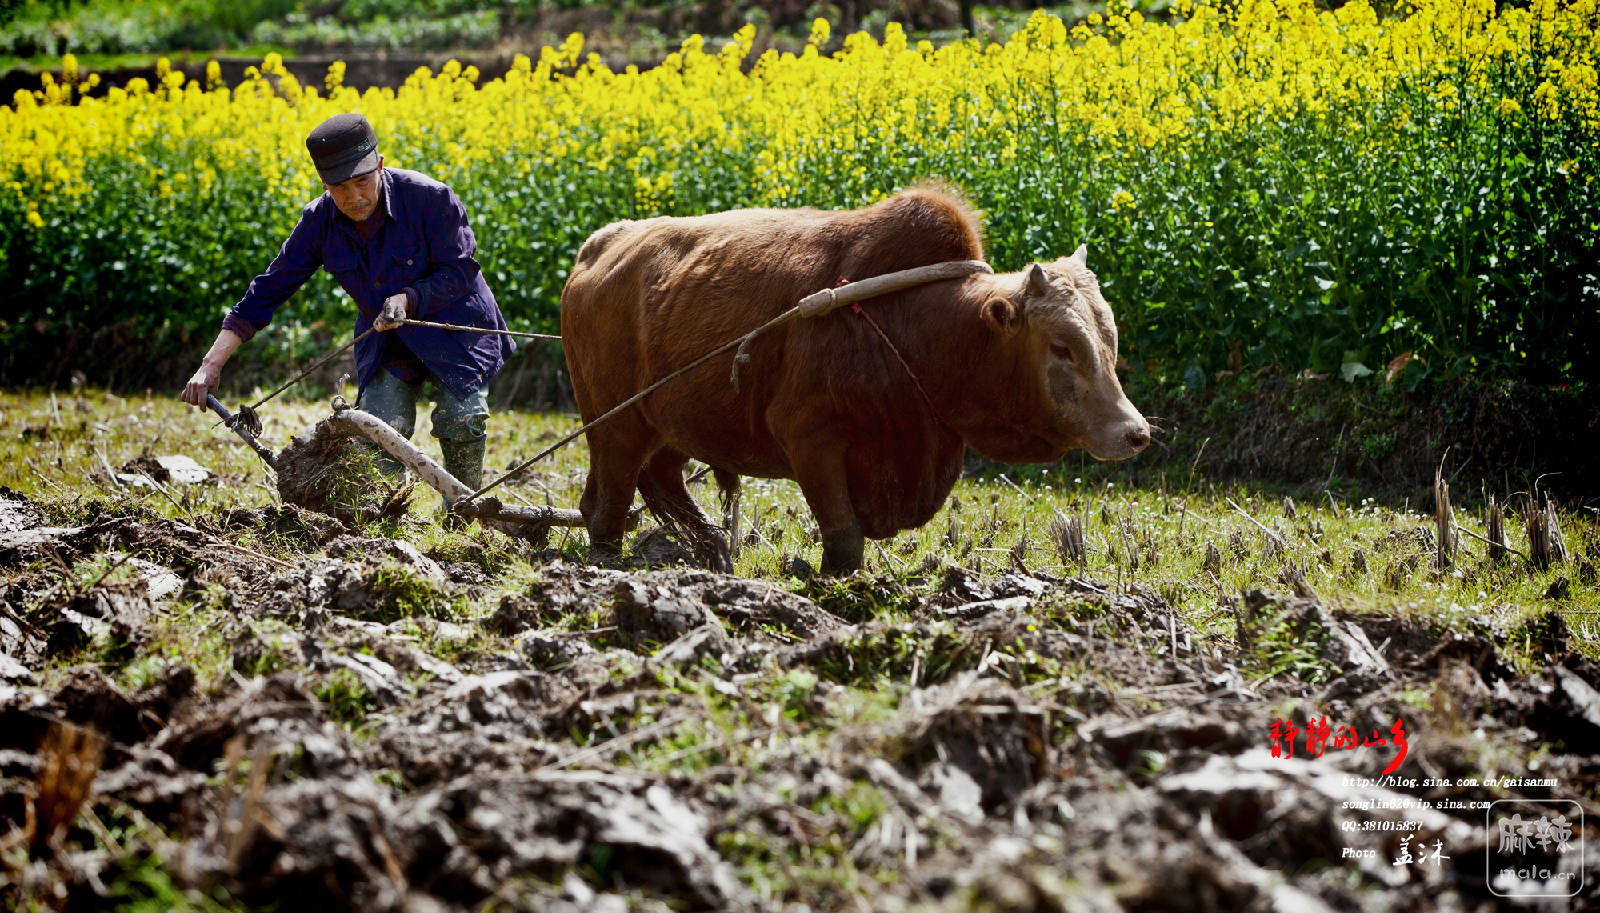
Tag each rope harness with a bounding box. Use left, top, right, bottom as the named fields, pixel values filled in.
left=226, top=260, right=993, bottom=509
left=455, top=259, right=991, bottom=506
left=245, top=320, right=561, bottom=414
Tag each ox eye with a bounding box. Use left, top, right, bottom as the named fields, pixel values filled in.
left=1050, top=343, right=1076, bottom=364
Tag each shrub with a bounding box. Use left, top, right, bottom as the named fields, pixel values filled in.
left=3, top=1, right=1596, bottom=389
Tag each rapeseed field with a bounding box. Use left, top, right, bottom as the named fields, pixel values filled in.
left=3, top=0, right=1597, bottom=383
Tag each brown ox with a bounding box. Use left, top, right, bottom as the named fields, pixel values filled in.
left=560, top=187, right=1149, bottom=575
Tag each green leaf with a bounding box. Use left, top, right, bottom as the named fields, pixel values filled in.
left=1339, top=361, right=1373, bottom=383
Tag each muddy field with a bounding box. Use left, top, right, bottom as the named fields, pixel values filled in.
left=1, top=392, right=1598, bottom=911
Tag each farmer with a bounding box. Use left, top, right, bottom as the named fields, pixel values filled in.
left=180, top=112, right=513, bottom=496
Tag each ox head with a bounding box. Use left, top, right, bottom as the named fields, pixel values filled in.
left=977, top=245, right=1150, bottom=462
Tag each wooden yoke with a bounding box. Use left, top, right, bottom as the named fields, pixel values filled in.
left=795, top=259, right=994, bottom=318
left=730, top=259, right=993, bottom=390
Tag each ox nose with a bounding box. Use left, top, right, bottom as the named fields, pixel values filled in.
left=1124, top=423, right=1151, bottom=453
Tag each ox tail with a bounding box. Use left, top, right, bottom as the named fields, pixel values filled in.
left=636, top=455, right=734, bottom=573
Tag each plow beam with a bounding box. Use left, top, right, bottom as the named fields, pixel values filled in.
left=323, top=407, right=584, bottom=530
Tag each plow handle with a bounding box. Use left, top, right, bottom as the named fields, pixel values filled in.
left=207, top=394, right=278, bottom=470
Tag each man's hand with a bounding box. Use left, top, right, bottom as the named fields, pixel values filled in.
left=375, top=293, right=408, bottom=332
left=180, top=328, right=243, bottom=407
left=182, top=361, right=221, bottom=407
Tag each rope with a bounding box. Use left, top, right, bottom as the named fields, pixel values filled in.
left=847, top=301, right=959, bottom=435
left=246, top=319, right=560, bottom=411
left=248, top=327, right=376, bottom=411
left=396, top=318, right=561, bottom=341
left=232, top=260, right=989, bottom=506
left=456, top=304, right=805, bottom=505
left=731, top=258, right=991, bottom=389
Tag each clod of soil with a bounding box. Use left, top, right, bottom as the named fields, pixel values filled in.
left=116, top=454, right=214, bottom=487
left=0, top=489, right=42, bottom=534
left=274, top=425, right=413, bottom=524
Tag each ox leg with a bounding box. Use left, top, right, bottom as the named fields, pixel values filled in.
left=791, top=450, right=864, bottom=576
left=715, top=468, right=742, bottom=564
left=820, top=525, right=865, bottom=577
left=580, top=433, right=650, bottom=564
left=637, top=449, right=732, bottom=572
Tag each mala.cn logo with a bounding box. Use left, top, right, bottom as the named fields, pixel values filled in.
left=1486, top=800, right=1583, bottom=898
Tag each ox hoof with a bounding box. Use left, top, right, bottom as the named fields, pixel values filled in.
left=818, top=525, right=865, bottom=576
left=783, top=556, right=816, bottom=580
left=708, top=541, right=734, bottom=574
left=819, top=550, right=864, bottom=578
left=588, top=542, right=624, bottom=568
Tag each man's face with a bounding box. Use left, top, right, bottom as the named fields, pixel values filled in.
left=324, top=155, right=383, bottom=221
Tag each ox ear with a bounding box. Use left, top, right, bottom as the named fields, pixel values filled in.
left=981, top=296, right=1021, bottom=336
left=1066, top=244, right=1088, bottom=269
left=1024, top=263, right=1051, bottom=298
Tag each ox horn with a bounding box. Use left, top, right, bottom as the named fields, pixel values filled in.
left=1025, top=263, right=1050, bottom=297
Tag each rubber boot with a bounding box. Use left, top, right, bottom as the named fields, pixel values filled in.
left=438, top=438, right=485, bottom=528
left=440, top=438, right=484, bottom=490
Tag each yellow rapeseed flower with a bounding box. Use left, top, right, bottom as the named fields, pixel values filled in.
left=1, top=0, right=1594, bottom=236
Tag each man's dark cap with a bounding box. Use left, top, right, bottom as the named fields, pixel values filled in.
left=306, top=113, right=380, bottom=184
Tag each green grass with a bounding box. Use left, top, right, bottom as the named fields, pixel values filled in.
left=103, top=849, right=256, bottom=913
left=0, top=0, right=1084, bottom=64
left=0, top=798, right=257, bottom=913
left=3, top=387, right=1594, bottom=652
left=0, top=45, right=294, bottom=73
left=310, top=666, right=379, bottom=725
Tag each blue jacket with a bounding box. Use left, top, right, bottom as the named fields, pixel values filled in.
left=222, top=167, right=513, bottom=399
